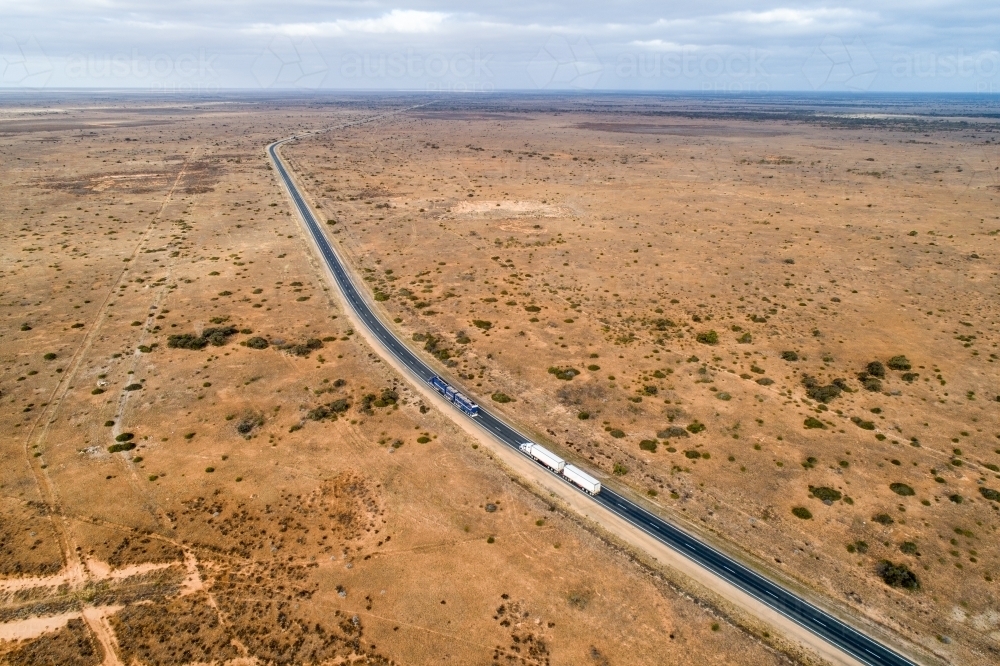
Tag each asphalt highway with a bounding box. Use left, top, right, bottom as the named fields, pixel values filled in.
left=267, top=136, right=918, bottom=666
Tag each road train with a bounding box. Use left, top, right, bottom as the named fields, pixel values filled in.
left=519, top=442, right=602, bottom=495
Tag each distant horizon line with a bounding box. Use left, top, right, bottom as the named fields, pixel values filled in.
left=1, top=87, right=998, bottom=97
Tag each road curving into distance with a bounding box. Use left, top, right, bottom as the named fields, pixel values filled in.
left=267, top=134, right=918, bottom=666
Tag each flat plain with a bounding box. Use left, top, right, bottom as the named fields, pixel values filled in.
left=284, top=95, right=1000, bottom=665
left=0, top=95, right=797, bottom=666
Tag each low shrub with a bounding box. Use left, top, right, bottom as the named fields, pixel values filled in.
left=577, top=411, right=590, bottom=420
left=804, top=417, right=826, bottom=429
left=866, top=361, right=886, bottom=378
left=872, top=513, right=894, bottom=525
left=472, top=319, right=492, bottom=330
left=851, top=416, right=876, bottom=430
left=791, top=507, right=812, bottom=519
left=491, top=392, right=512, bottom=403
left=639, top=439, right=657, bottom=452
left=246, top=336, right=269, bottom=349
left=890, top=483, right=915, bottom=496
left=308, top=399, right=351, bottom=421
left=548, top=366, right=580, bottom=381
left=899, top=541, right=918, bottom=555
left=124, top=383, right=142, bottom=391
left=115, top=433, right=134, bottom=442
left=696, top=330, right=719, bottom=345
left=781, top=351, right=798, bottom=361
left=875, top=560, right=919, bottom=590
left=683, top=450, right=701, bottom=459
left=755, top=377, right=774, bottom=386
left=609, top=429, right=625, bottom=438
left=887, top=355, right=911, bottom=371
left=686, top=421, right=706, bottom=434
left=979, top=487, right=1000, bottom=502
left=657, top=426, right=689, bottom=439
left=809, top=486, right=842, bottom=502
left=236, top=411, right=265, bottom=434
left=802, top=375, right=842, bottom=403
left=108, top=441, right=136, bottom=453
left=612, top=462, right=628, bottom=475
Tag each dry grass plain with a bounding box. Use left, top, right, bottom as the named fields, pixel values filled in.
left=0, top=96, right=790, bottom=665
left=283, top=97, right=1000, bottom=665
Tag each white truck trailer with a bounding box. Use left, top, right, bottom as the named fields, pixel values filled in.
left=519, top=442, right=565, bottom=473
left=562, top=464, right=601, bottom=495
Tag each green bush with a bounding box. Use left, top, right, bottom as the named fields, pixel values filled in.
left=850, top=416, right=875, bottom=430
left=577, top=411, right=590, bottom=420
left=887, top=355, right=911, bottom=371
left=755, top=377, right=774, bottom=386
left=792, top=507, right=812, bottom=519
left=875, top=560, right=919, bottom=590
left=872, top=513, right=894, bottom=525
left=587, top=364, right=600, bottom=371
left=899, top=541, right=918, bottom=555
left=683, top=450, right=701, bottom=459
left=124, top=383, right=142, bottom=391
left=43, top=352, right=57, bottom=361
left=548, top=366, right=580, bottom=381
left=472, top=319, right=492, bottom=330
left=737, top=332, right=752, bottom=344
left=613, top=462, right=628, bottom=475
left=417, top=436, right=431, bottom=444
left=802, top=375, right=842, bottom=403
left=809, top=486, right=842, bottom=502
left=686, top=421, right=705, bottom=434
left=246, top=336, right=269, bottom=349
left=846, top=540, right=869, bottom=554
left=639, top=440, right=657, bottom=452
left=890, top=483, right=915, bottom=496
left=115, top=433, right=134, bottom=442
left=609, top=429, right=625, bottom=438
left=108, top=442, right=136, bottom=453
left=780, top=351, right=798, bottom=361
left=804, top=417, right=825, bottom=429
left=657, top=426, right=688, bottom=439
left=491, top=392, right=512, bottom=403
left=696, top=330, right=719, bottom=345
left=979, top=487, right=1000, bottom=502
left=866, top=361, right=886, bottom=378
left=524, top=305, right=541, bottom=312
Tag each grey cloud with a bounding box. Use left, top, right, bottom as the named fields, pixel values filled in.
left=0, top=1, right=998, bottom=90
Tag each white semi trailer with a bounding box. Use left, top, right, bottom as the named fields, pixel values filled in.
left=519, top=442, right=565, bottom=473
left=562, top=464, right=601, bottom=495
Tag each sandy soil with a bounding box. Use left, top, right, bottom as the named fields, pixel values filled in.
left=0, top=95, right=789, bottom=665
left=283, top=98, right=1000, bottom=665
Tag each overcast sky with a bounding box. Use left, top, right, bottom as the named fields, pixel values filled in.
left=1, top=1, right=998, bottom=92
